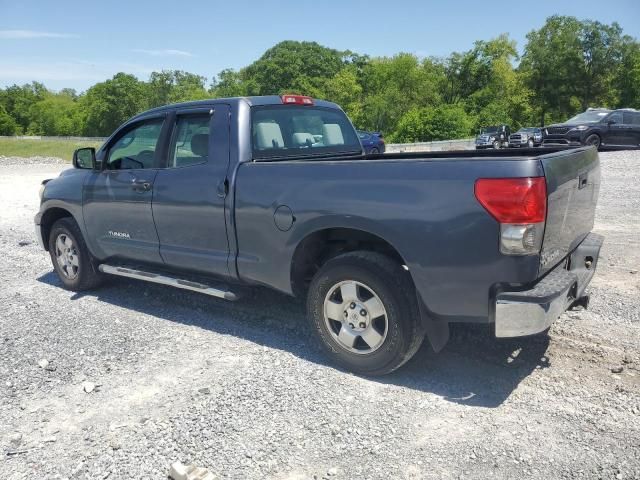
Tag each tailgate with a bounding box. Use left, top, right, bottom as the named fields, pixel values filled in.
left=539, top=147, right=600, bottom=275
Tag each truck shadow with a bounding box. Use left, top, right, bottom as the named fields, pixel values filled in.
left=38, top=272, right=551, bottom=408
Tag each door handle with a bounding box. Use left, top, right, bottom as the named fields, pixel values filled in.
left=217, top=179, right=228, bottom=198
left=132, top=180, right=152, bottom=192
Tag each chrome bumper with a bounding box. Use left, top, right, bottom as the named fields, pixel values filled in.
left=495, top=233, right=604, bottom=337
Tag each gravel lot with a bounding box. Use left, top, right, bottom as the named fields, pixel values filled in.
left=1, top=151, right=639, bottom=480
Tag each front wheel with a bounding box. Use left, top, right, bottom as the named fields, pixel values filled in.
left=585, top=134, right=601, bottom=150
left=527, top=138, right=534, bottom=148
left=48, top=217, right=103, bottom=291
left=493, top=140, right=500, bottom=149
left=307, top=251, right=424, bottom=375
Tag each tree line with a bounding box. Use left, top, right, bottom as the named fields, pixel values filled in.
left=0, top=15, right=638, bottom=143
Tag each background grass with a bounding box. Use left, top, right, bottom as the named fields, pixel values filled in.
left=0, top=138, right=104, bottom=161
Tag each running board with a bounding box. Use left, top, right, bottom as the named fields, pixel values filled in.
left=98, top=264, right=238, bottom=301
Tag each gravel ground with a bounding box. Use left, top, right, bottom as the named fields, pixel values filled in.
left=1, top=151, right=639, bottom=480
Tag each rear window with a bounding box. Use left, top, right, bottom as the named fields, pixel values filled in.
left=252, top=106, right=361, bottom=160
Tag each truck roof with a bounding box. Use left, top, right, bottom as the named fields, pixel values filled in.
left=133, top=96, right=342, bottom=121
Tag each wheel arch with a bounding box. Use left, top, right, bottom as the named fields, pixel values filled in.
left=290, top=226, right=408, bottom=298
left=39, top=207, right=75, bottom=251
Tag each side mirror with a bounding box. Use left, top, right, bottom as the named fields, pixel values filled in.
left=73, top=147, right=96, bottom=169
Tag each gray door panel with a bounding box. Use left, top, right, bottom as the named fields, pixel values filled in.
left=152, top=105, right=232, bottom=277
left=83, top=169, right=162, bottom=263
left=82, top=116, right=168, bottom=264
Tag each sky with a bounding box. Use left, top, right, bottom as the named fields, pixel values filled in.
left=1, top=0, right=639, bottom=92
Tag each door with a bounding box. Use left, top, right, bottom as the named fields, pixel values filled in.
left=602, top=112, right=627, bottom=146
left=623, top=112, right=640, bottom=146
left=151, top=105, right=232, bottom=277
left=83, top=115, right=169, bottom=264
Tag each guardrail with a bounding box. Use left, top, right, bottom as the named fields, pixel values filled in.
left=386, top=138, right=475, bottom=152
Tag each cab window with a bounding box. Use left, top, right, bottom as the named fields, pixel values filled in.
left=107, top=119, right=164, bottom=170
left=169, top=114, right=211, bottom=167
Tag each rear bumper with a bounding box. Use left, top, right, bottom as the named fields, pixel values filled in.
left=494, top=232, right=604, bottom=337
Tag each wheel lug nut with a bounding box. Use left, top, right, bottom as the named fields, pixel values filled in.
left=360, top=309, right=366, bottom=316
left=343, top=311, right=348, bottom=317
left=350, top=302, right=356, bottom=309
left=359, top=322, right=366, bottom=328
left=349, top=323, right=354, bottom=329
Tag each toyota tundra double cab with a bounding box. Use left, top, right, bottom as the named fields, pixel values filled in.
left=35, top=95, right=603, bottom=375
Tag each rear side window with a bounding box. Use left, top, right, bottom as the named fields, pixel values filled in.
left=623, top=112, right=640, bottom=125
left=169, top=114, right=211, bottom=168
left=252, top=106, right=361, bottom=160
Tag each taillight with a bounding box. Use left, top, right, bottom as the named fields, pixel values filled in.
left=475, top=177, right=547, bottom=255
left=281, top=95, right=314, bottom=105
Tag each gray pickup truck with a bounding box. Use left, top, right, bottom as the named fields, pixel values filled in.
left=35, top=95, right=603, bottom=375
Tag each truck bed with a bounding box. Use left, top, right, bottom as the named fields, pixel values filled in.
left=234, top=146, right=600, bottom=324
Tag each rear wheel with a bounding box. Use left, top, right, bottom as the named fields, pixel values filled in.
left=370, top=147, right=379, bottom=155
left=585, top=134, right=601, bottom=150
left=48, top=217, right=103, bottom=291
left=493, top=140, right=500, bottom=149
left=307, top=251, right=424, bottom=375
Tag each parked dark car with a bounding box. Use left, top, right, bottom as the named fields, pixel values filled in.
left=509, top=127, right=544, bottom=148
left=357, top=130, right=385, bottom=154
left=543, top=108, right=640, bottom=150
left=35, top=95, right=602, bottom=375
left=475, top=125, right=511, bottom=149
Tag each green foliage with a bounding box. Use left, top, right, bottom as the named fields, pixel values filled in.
left=393, top=104, right=473, bottom=142
left=0, top=105, right=18, bottom=135
left=0, top=19, right=638, bottom=144
left=520, top=15, right=630, bottom=124
left=82, top=73, right=148, bottom=136
left=240, top=41, right=348, bottom=96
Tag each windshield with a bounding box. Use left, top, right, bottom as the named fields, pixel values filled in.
left=517, top=128, right=537, bottom=133
left=565, top=111, right=610, bottom=124
left=480, top=127, right=499, bottom=134
left=252, top=106, right=362, bottom=160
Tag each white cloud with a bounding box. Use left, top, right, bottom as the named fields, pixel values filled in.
left=0, top=30, right=78, bottom=39
left=132, top=48, right=194, bottom=57
left=0, top=60, right=156, bottom=90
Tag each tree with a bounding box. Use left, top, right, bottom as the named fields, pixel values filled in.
left=392, top=104, right=473, bottom=142
left=240, top=41, right=348, bottom=96
left=0, top=82, right=47, bottom=133
left=82, top=73, right=147, bottom=136
left=520, top=16, right=626, bottom=125
left=0, top=105, right=18, bottom=135
left=27, top=93, right=82, bottom=136
left=615, top=38, right=640, bottom=108
left=358, top=54, right=443, bottom=133
left=147, top=70, right=210, bottom=107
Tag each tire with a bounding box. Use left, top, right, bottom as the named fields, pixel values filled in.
left=48, top=217, right=103, bottom=291
left=527, top=138, right=534, bottom=148
left=370, top=147, right=379, bottom=155
left=307, top=251, right=424, bottom=375
left=493, top=140, right=500, bottom=149
left=585, top=134, right=601, bottom=150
